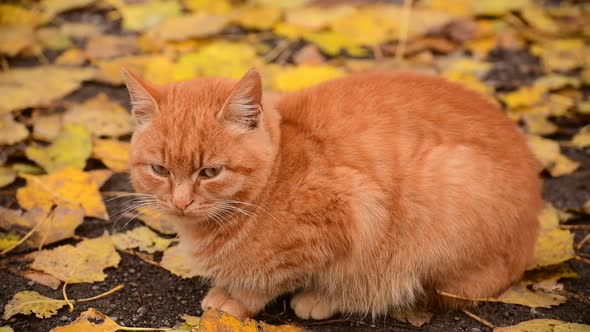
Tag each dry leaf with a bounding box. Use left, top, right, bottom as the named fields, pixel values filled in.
left=0, top=166, right=17, bottom=188
left=31, top=233, right=120, bottom=283
left=92, top=139, right=130, bottom=172
left=111, top=226, right=174, bottom=254
left=532, top=39, right=588, bottom=72
left=392, top=310, right=433, bottom=327
left=491, top=282, right=566, bottom=308
left=184, top=0, right=232, bottom=13
left=284, top=6, right=354, bottom=30
left=473, top=0, right=530, bottom=16
left=234, top=6, right=282, bottom=30
left=522, top=114, right=558, bottom=136
left=148, top=13, right=228, bottom=41
left=63, top=93, right=133, bottom=137
left=111, top=0, right=182, bottom=32
left=199, top=309, right=305, bottom=332
left=160, top=245, right=200, bottom=278
left=501, top=85, right=546, bottom=109
left=0, top=26, right=36, bottom=56
left=494, top=319, right=590, bottom=332
left=0, top=4, right=42, bottom=26
left=0, top=326, right=13, bottom=332
left=85, top=35, right=138, bottom=59
left=36, top=28, right=72, bottom=51
left=16, top=167, right=108, bottom=219
left=571, top=125, right=590, bottom=149
left=0, top=233, right=19, bottom=251
left=87, top=169, right=114, bottom=189
left=526, top=135, right=580, bottom=177
left=32, top=112, right=63, bottom=141
left=50, top=308, right=122, bottom=332
left=55, top=48, right=87, bottom=66
left=41, top=0, right=96, bottom=21
left=0, top=114, right=29, bottom=145
left=270, top=65, right=343, bottom=92
left=25, top=124, right=92, bottom=172
left=21, top=270, right=62, bottom=290
left=529, top=228, right=575, bottom=269
left=521, top=5, right=559, bottom=34
left=0, top=66, right=95, bottom=114
left=137, top=206, right=177, bottom=235
left=2, top=291, right=66, bottom=320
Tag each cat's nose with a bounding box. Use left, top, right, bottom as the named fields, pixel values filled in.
left=173, top=198, right=193, bottom=210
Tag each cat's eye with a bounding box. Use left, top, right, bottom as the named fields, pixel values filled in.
left=151, top=164, right=170, bottom=176
left=200, top=167, right=222, bottom=179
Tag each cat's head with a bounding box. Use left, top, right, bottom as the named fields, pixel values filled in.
left=123, top=68, right=279, bottom=223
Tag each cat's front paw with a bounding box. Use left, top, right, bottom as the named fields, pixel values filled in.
left=201, top=287, right=249, bottom=319
left=290, top=290, right=336, bottom=320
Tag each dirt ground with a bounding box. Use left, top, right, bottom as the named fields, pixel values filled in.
left=1, top=5, right=590, bottom=332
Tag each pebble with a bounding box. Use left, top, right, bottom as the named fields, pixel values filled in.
left=119, top=321, right=126, bottom=326
left=60, top=316, right=69, bottom=322
left=137, top=306, right=148, bottom=316
left=27, top=281, right=35, bottom=287
left=110, top=316, right=118, bottom=322
left=471, top=328, right=481, bottom=332
left=130, top=282, right=138, bottom=288
left=92, top=285, right=100, bottom=291
left=454, top=316, right=460, bottom=321
left=181, top=300, right=187, bottom=305
left=530, top=308, right=538, bottom=315
left=129, top=268, right=136, bottom=273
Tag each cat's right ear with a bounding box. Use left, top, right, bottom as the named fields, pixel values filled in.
left=122, top=67, right=161, bottom=126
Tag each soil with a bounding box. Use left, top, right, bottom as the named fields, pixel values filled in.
left=1, top=5, right=590, bottom=332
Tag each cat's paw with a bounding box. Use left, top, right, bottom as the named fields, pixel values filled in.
left=201, top=287, right=249, bottom=319
left=290, top=291, right=336, bottom=320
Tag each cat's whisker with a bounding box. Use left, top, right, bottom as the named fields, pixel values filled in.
left=105, top=192, right=157, bottom=203
left=224, top=199, right=278, bottom=223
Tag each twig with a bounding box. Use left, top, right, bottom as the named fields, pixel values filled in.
left=263, top=40, right=290, bottom=63
left=0, top=206, right=55, bottom=255
left=62, top=281, right=74, bottom=312
left=77, top=284, right=125, bottom=303
left=560, top=224, right=590, bottom=230
left=462, top=309, right=496, bottom=329
left=574, top=255, right=590, bottom=264
left=533, top=285, right=590, bottom=305
left=576, top=233, right=590, bottom=250
left=395, top=0, right=413, bottom=62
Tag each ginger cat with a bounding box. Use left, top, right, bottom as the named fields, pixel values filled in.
left=124, top=68, right=542, bottom=320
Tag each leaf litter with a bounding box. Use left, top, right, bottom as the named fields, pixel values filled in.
left=0, top=0, right=589, bottom=330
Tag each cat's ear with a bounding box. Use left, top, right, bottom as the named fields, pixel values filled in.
left=219, top=68, right=262, bottom=131
left=122, top=67, right=161, bottom=126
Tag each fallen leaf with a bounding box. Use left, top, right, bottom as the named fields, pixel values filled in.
left=31, top=112, right=62, bottom=142
left=184, top=0, right=232, bottom=14
left=25, top=124, right=92, bottom=172
left=0, top=233, right=19, bottom=251
left=0, top=114, right=29, bottom=145
left=112, top=226, right=174, bottom=254
left=63, top=93, right=133, bottom=137
left=137, top=206, right=177, bottom=235
left=92, top=139, right=130, bottom=172
left=473, top=0, right=531, bottom=16
left=233, top=6, right=282, bottom=30
left=148, top=13, right=228, bottom=41
left=2, top=291, right=66, bottom=320
left=199, top=309, right=304, bottom=331
left=491, top=282, right=566, bottom=308
left=392, top=310, right=433, bottom=327
left=501, top=85, right=546, bottom=109
left=55, top=48, right=87, bottom=66
left=522, top=114, right=558, bottom=135
left=270, top=65, right=343, bottom=92
left=494, top=319, right=590, bottom=332
left=11, top=163, right=44, bottom=176
left=0, top=26, right=36, bottom=56
left=525, top=264, right=579, bottom=290
left=0, top=66, right=95, bottom=114
left=293, top=44, right=325, bottom=65
left=50, top=308, right=164, bottom=332
left=531, top=39, right=588, bottom=72
left=571, top=125, right=590, bottom=149
left=538, top=203, right=559, bottom=230
left=41, top=0, right=95, bottom=21
left=521, top=5, right=559, bottom=35
left=31, top=233, right=121, bottom=283
left=173, top=41, right=261, bottom=80
left=284, top=6, right=354, bottom=30
left=529, top=228, right=575, bottom=269
left=87, top=169, right=114, bottom=189
left=16, top=167, right=108, bottom=219
left=526, top=135, right=580, bottom=177
left=0, top=166, right=17, bottom=188
left=36, top=27, right=72, bottom=51
left=0, top=4, right=42, bottom=27
left=0, top=326, right=13, bottom=332
left=21, top=270, right=62, bottom=290
left=85, top=35, right=138, bottom=59
left=111, top=0, right=182, bottom=32
left=0, top=205, right=84, bottom=249
left=59, top=23, right=101, bottom=39
left=160, top=245, right=200, bottom=278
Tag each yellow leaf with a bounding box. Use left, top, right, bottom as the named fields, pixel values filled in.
left=92, top=139, right=130, bottom=172
left=440, top=58, right=493, bottom=95
left=571, top=125, right=590, bottom=149
left=41, top=0, right=95, bottom=21
left=200, top=309, right=305, bottom=331
left=525, top=264, right=579, bottom=289
left=59, top=22, right=101, bottom=39
left=87, top=169, right=114, bottom=189
left=302, top=30, right=368, bottom=56
left=234, top=6, right=282, bottom=30
left=143, top=55, right=176, bottom=85
left=50, top=308, right=121, bottom=332
left=0, top=66, right=95, bottom=114
left=284, top=6, right=354, bottom=30
left=63, top=93, right=133, bottom=137
left=501, top=85, right=547, bottom=109
left=250, top=0, right=310, bottom=9
left=137, top=206, right=177, bottom=235
left=526, top=135, right=580, bottom=177
left=110, top=0, right=182, bottom=32
left=36, top=27, right=72, bottom=51
left=473, top=0, right=530, bottom=16
left=147, top=13, right=228, bottom=41
left=2, top=291, right=66, bottom=320
left=11, top=163, right=44, bottom=176
left=522, top=114, right=557, bottom=136
left=491, top=282, right=566, bottom=308
left=392, top=310, right=433, bottom=327
left=0, top=233, right=20, bottom=251
left=534, top=75, right=580, bottom=91
left=578, top=101, right=590, bottom=115
left=93, top=55, right=152, bottom=85
left=270, top=65, right=343, bottom=92
left=538, top=203, right=559, bottom=230
left=184, top=0, right=232, bottom=14
left=31, top=112, right=63, bottom=142
left=494, top=319, right=590, bottom=332
left=521, top=6, right=560, bottom=35
left=0, top=26, right=36, bottom=57
left=0, top=326, right=13, bottom=332
left=55, top=48, right=87, bottom=66
left=173, top=41, right=261, bottom=80
left=31, top=233, right=120, bottom=283
left=530, top=228, right=575, bottom=269
left=466, top=38, right=496, bottom=59
left=25, top=124, right=91, bottom=172
left=0, top=167, right=16, bottom=188
left=17, top=167, right=108, bottom=219
left=160, top=245, right=200, bottom=278
left=0, top=114, right=29, bottom=145
left=0, top=206, right=84, bottom=249
left=84, top=35, right=137, bottom=60
left=0, top=4, right=42, bottom=26
left=531, top=39, right=588, bottom=72
left=112, top=226, right=174, bottom=254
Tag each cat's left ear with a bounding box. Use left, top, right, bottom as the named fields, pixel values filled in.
left=122, top=67, right=162, bottom=127
left=219, top=68, right=262, bottom=131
